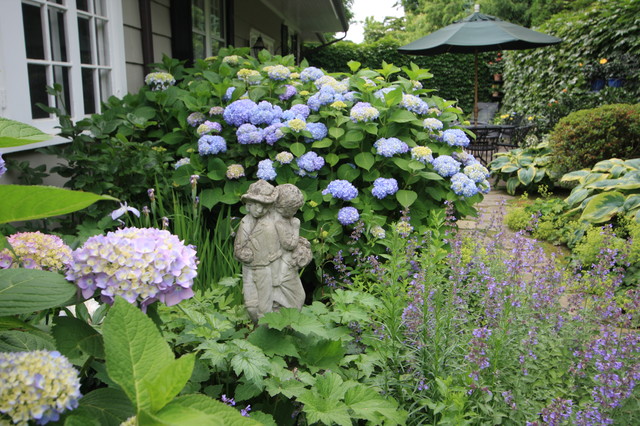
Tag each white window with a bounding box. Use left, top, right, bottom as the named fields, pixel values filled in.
left=192, top=0, right=225, bottom=60
left=0, top=0, right=127, bottom=149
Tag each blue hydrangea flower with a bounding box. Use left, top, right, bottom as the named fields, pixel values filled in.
left=307, top=85, right=338, bottom=111
left=223, top=86, right=236, bottom=102
left=450, top=172, right=479, bottom=197
left=223, top=99, right=257, bottom=127
left=279, top=84, right=297, bottom=101
left=305, top=122, right=328, bottom=142
left=464, top=163, right=490, bottom=183
left=296, top=151, right=325, bottom=174
left=350, top=102, right=380, bottom=122
left=67, top=227, right=198, bottom=309
left=423, top=118, right=444, bottom=132
left=282, top=104, right=311, bottom=120
left=264, top=64, right=291, bottom=81
left=300, top=66, right=324, bottom=82
left=477, top=179, right=491, bottom=194
left=337, top=207, right=359, bottom=225
left=187, top=112, right=206, bottom=127
left=264, top=123, right=285, bottom=145
left=314, top=75, right=348, bottom=92
left=256, top=159, right=277, bottom=181
left=198, top=135, right=227, bottom=155
left=371, top=177, right=399, bottom=199
left=400, top=94, right=430, bottom=115
left=441, top=129, right=470, bottom=147
left=237, top=124, right=264, bottom=144
left=432, top=155, right=461, bottom=177
left=374, top=137, right=409, bottom=157
left=0, top=350, right=82, bottom=425
left=249, top=101, right=282, bottom=125
left=322, top=180, right=358, bottom=201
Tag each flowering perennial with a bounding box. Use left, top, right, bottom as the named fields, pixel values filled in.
left=226, top=164, right=245, bottom=180
left=322, top=180, right=358, bottom=201
left=0, top=350, right=81, bottom=425
left=374, top=137, right=409, bottom=157
left=296, top=152, right=325, bottom=175
left=187, top=112, right=206, bottom=127
left=0, top=232, right=72, bottom=272
left=197, top=120, right=222, bottom=136
left=67, top=227, right=198, bottom=309
left=411, top=146, right=433, bottom=164
left=144, top=72, right=175, bottom=91
left=275, top=151, right=294, bottom=164
left=432, top=155, right=461, bottom=177
left=337, top=207, right=359, bottom=225
left=174, top=157, right=191, bottom=169
left=441, top=128, right=470, bottom=147
left=256, top=159, right=277, bottom=181
left=371, top=178, right=399, bottom=199
left=350, top=102, right=380, bottom=123
left=198, top=135, right=227, bottom=155
left=423, top=118, right=443, bottom=132
left=300, top=66, right=324, bottom=82
left=237, top=124, right=264, bottom=144
left=264, top=64, right=291, bottom=81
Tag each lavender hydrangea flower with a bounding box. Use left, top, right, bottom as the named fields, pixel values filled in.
left=296, top=151, right=325, bottom=174
left=256, top=159, right=277, bottom=181
left=144, top=72, right=175, bottom=91
left=300, top=66, right=324, bottom=82
left=423, top=118, right=443, bottom=132
left=209, top=106, right=224, bottom=115
left=282, top=104, right=310, bottom=120
left=0, top=350, right=82, bottom=425
left=237, top=124, right=264, bottom=144
left=350, top=102, right=380, bottom=122
left=198, top=135, right=227, bottom=155
left=441, top=128, right=470, bottom=147
left=371, top=177, right=399, bottom=199
left=249, top=101, right=282, bottom=125
left=464, top=163, right=490, bottom=183
left=337, top=207, right=359, bottom=225
left=322, top=180, right=358, bottom=201
left=187, top=112, right=206, bottom=127
left=275, top=151, right=294, bottom=164
left=431, top=155, right=461, bottom=177
left=0, top=231, right=72, bottom=272
left=450, top=172, right=479, bottom=197
left=0, top=153, right=6, bottom=177
left=279, top=84, right=297, bottom=101
left=264, top=123, right=285, bottom=145
left=374, top=137, right=409, bottom=157
left=400, top=94, right=430, bottom=115
left=67, top=227, right=198, bottom=308
left=305, top=122, right=328, bottom=142
left=197, top=120, right=222, bottom=136
left=223, top=99, right=257, bottom=127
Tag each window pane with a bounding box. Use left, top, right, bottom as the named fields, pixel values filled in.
left=77, top=0, right=89, bottom=12
left=193, top=34, right=205, bottom=60
left=96, top=18, right=109, bottom=65
left=93, top=0, right=106, bottom=17
left=210, top=0, right=223, bottom=39
left=27, top=64, right=49, bottom=119
left=81, top=68, right=96, bottom=114
left=48, top=0, right=65, bottom=4
left=23, top=3, right=45, bottom=59
left=78, top=16, right=92, bottom=64
left=48, top=8, right=68, bottom=62
left=98, top=68, right=111, bottom=107
left=192, top=0, right=205, bottom=32
left=53, top=65, right=71, bottom=115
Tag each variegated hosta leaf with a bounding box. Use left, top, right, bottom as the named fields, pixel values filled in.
left=560, top=170, right=590, bottom=182
left=580, top=191, right=626, bottom=223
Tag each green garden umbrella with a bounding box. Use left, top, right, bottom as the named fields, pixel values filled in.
left=398, top=5, right=562, bottom=123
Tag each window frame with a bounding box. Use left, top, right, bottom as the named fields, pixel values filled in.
left=191, top=0, right=226, bottom=60
left=0, top=0, right=127, bottom=153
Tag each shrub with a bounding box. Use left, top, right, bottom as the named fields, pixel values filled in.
left=548, top=104, right=640, bottom=173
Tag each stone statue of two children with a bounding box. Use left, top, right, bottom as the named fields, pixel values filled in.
left=234, top=180, right=312, bottom=322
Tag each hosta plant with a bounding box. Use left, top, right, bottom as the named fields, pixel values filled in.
left=489, top=141, right=561, bottom=194
left=561, top=158, right=640, bottom=224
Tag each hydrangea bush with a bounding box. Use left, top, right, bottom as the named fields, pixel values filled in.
left=0, top=231, right=72, bottom=272
left=139, top=49, right=488, bottom=267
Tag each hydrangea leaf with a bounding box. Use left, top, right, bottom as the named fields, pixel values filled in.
left=199, top=187, right=223, bottom=209
left=53, top=316, right=105, bottom=361
left=388, top=109, right=416, bottom=123
left=0, top=117, right=51, bottom=147
left=329, top=127, right=345, bottom=139
left=396, top=190, right=418, bottom=208
left=0, top=268, right=77, bottom=315
left=311, top=138, right=332, bottom=148
left=72, top=388, right=135, bottom=426
left=0, top=185, right=117, bottom=224
left=0, top=330, right=56, bottom=352
left=344, top=384, right=406, bottom=425
left=206, top=158, right=227, bottom=180
left=145, top=352, right=196, bottom=413
left=337, top=163, right=360, bottom=181
left=140, top=394, right=259, bottom=425
left=289, top=142, right=306, bottom=157
left=580, top=191, right=626, bottom=223
left=347, top=60, right=361, bottom=72
left=63, top=414, right=101, bottom=426
left=354, top=152, right=375, bottom=171
left=103, top=297, right=178, bottom=412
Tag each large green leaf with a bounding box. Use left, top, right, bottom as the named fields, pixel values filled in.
left=623, top=194, right=640, bottom=212
left=247, top=326, right=299, bottom=357
left=0, top=330, right=56, bottom=352
left=560, top=170, right=590, bottom=183
left=103, top=297, right=183, bottom=412
left=396, top=190, right=418, bottom=208
left=565, top=188, right=591, bottom=207
left=586, top=178, right=640, bottom=191
left=580, top=191, right=626, bottom=223
left=297, top=373, right=352, bottom=426
left=354, top=152, right=375, bottom=171
left=344, top=384, right=406, bottom=425
left=506, top=176, right=520, bottom=195
left=0, top=185, right=117, bottom=224
left=517, top=165, right=535, bottom=186
left=141, top=394, right=259, bottom=425
left=387, top=109, right=416, bottom=123
left=0, top=117, right=52, bottom=147
left=72, top=388, right=135, bottom=426
left=53, top=316, right=105, bottom=361
left=0, top=268, right=77, bottom=315
left=230, top=340, right=270, bottom=384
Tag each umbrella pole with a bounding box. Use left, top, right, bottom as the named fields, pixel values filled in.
left=474, top=50, right=478, bottom=125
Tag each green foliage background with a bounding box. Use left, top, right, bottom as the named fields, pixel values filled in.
left=302, top=40, right=493, bottom=116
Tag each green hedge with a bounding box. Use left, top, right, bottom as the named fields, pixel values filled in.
left=501, top=0, right=640, bottom=120
left=302, top=40, right=494, bottom=116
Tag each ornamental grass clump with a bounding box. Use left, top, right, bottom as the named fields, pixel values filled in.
left=0, top=350, right=82, bottom=425
left=0, top=231, right=72, bottom=272
left=67, top=227, right=198, bottom=309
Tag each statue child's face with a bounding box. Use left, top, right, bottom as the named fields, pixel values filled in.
left=246, top=201, right=268, bottom=218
